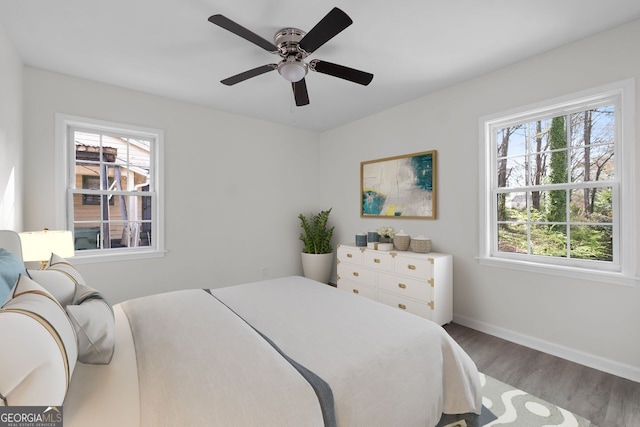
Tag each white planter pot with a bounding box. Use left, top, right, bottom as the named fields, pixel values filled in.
left=301, top=252, right=334, bottom=284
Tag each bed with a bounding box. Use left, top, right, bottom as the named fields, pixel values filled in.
left=0, top=230, right=482, bottom=426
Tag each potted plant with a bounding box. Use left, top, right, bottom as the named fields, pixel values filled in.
left=298, top=208, right=335, bottom=283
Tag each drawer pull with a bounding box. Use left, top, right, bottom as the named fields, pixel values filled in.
left=407, top=264, right=416, bottom=270
left=398, top=303, right=407, bottom=310
left=347, top=253, right=353, bottom=258
left=398, top=283, right=407, bottom=289
left=353, top=272, right=359, bottom=277
left=374, top=258, right=381, bottom=263
left=353, top=289, right=359, bottom=294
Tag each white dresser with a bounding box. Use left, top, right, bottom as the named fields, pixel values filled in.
left=336, top=244, right=453, bottom=325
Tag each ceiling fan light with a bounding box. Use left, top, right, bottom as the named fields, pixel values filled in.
left=278, top=61, right=307, bottom=82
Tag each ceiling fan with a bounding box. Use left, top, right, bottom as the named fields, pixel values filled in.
left=208, top=7, right=374, bottom=106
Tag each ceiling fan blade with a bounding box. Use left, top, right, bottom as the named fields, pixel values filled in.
left=221, top=64, right=277, bottom=86
left=309, top=60, right=374, bottom=86
left=299, top=7, right=352, bottom=54
left=208, top=14, right=278, bottom=52
left=292, top=79, right=310, bottom=106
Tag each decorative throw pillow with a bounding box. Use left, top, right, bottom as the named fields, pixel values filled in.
left=0, top=275, right=78, bottom=406
left=0, top=248, right=27, bottom=305
left=65, top=283, right=115, bottom=364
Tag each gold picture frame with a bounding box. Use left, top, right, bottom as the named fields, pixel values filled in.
left=361, top=150, right=437, bottom=219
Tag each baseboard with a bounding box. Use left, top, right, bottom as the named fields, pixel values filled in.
left=453, top=313, right=640, bottom=384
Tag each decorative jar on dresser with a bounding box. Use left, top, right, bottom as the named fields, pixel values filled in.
left=336, top=243, right=453, bottom=325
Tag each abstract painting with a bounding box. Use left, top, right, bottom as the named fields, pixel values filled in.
left=361, top=150, right=437, bottom=219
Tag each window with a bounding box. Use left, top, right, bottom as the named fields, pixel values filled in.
left=479, top=80, right=636, bottom=285
left=55, top=115, right=164, bottom=262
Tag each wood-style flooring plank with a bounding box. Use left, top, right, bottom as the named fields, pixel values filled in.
left=603, top=376, right=640, bottom=427
left=444, top=323, right=640, bottom=427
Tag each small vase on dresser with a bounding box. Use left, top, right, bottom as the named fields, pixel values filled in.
left=336, top=243, right=453, bottom=325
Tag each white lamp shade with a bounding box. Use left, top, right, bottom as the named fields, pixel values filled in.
left=19, top=230, right=74, bottom=262
left=278, top=62, right=306, bottom=82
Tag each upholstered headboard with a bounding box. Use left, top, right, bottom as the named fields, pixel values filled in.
left=0, top=230, right=22, bottom=261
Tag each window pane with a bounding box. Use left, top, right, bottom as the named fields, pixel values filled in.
left=130, top=222, right=152, bottom=247
left=499, top=192, right=526, bottom=221
left=497, top=126, right=526, bottom=158
left=531, top=224, right=567, bottom=257
left=529, top=190, right=545, bottom=219
left=498, top=157, right=526, bottom=188
left=127, top=194, right=153, bottom=221
left=545, top=190, right=567, bottom=223
left=127, top=138, right=152, bottom=168
left=73, top=223, right=101, bottom=250
left=570, top=225, right=613, bottom=261
left=547, top=149, right=569, bottom=185
left=569, top=187, right=613, bottom=223
left=498, top=223, right=527, bottom=253
left=571, top=106, right=615, bottom=148
left=73, top=193, right=102, bottom=222
left=571, top=144, right=615, bottom=183
left=74, top=131, right=102, bottom=165
left=105, top=222, right=128, bottom=248
left=570, top=106, right=615, bottom=183
left=528, top=152, right=549, bottom=186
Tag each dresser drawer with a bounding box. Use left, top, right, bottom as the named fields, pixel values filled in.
left=378, top=291, right=432, bottom=319
left=378, top=272, right=431, bottom=302
left=363, top=250, right=393, bottom=272
left=337, top=280, right=377, bottom=300
left=337, top=245, right=363, bottom=265
left=394, top=255, right=434, bottom=280
left=337, top=263, right=376, bottom=286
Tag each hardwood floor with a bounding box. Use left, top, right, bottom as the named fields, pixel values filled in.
left=444, top=323, right=640, bottom=427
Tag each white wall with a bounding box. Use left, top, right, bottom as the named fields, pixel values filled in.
left=0, top=25, right=23, bottom=230
left=319, top=20, right=640, bottom=380
left=23, top=68, right=321, bottom=304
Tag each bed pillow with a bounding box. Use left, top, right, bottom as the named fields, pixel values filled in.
left=45, top=253, right=116, bottom=364
left=27, top=252, right=87, bottom=306
left=27, top=269, right=76, bottom=307
left=66, top=283, right=115, bottom=364
left=0, top=248, right=27, bottom=305
left=46, top=253, right=87, bottom=286
left=0, top=275, right=78, bottom=406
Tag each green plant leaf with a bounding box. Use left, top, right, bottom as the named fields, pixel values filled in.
left=298, top=208, right=334, bottom=254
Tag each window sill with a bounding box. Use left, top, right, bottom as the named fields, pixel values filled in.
left=68, top=248, right=166, bottom=265
left=476, top=256, right=638, bottom=287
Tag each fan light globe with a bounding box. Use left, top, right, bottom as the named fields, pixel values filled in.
left=278, top=62, right=306, bottom=82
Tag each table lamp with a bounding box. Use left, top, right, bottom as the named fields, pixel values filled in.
left=19, top=229, right=74, bottom=269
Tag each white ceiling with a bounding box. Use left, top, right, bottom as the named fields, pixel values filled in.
left=2, top=0, right=640, bottom=132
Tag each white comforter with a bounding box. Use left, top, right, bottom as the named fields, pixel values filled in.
left=64, top=276, right=481, bottom=427
left=213, top=276, right=482, bottom=426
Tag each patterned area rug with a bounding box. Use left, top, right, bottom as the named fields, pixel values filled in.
left=438, top=372, right=591, bottom=427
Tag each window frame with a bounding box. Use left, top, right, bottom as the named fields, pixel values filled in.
left=55, top=114, right=165, bottom=264
left=478, top=80, right=637, bottom=286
